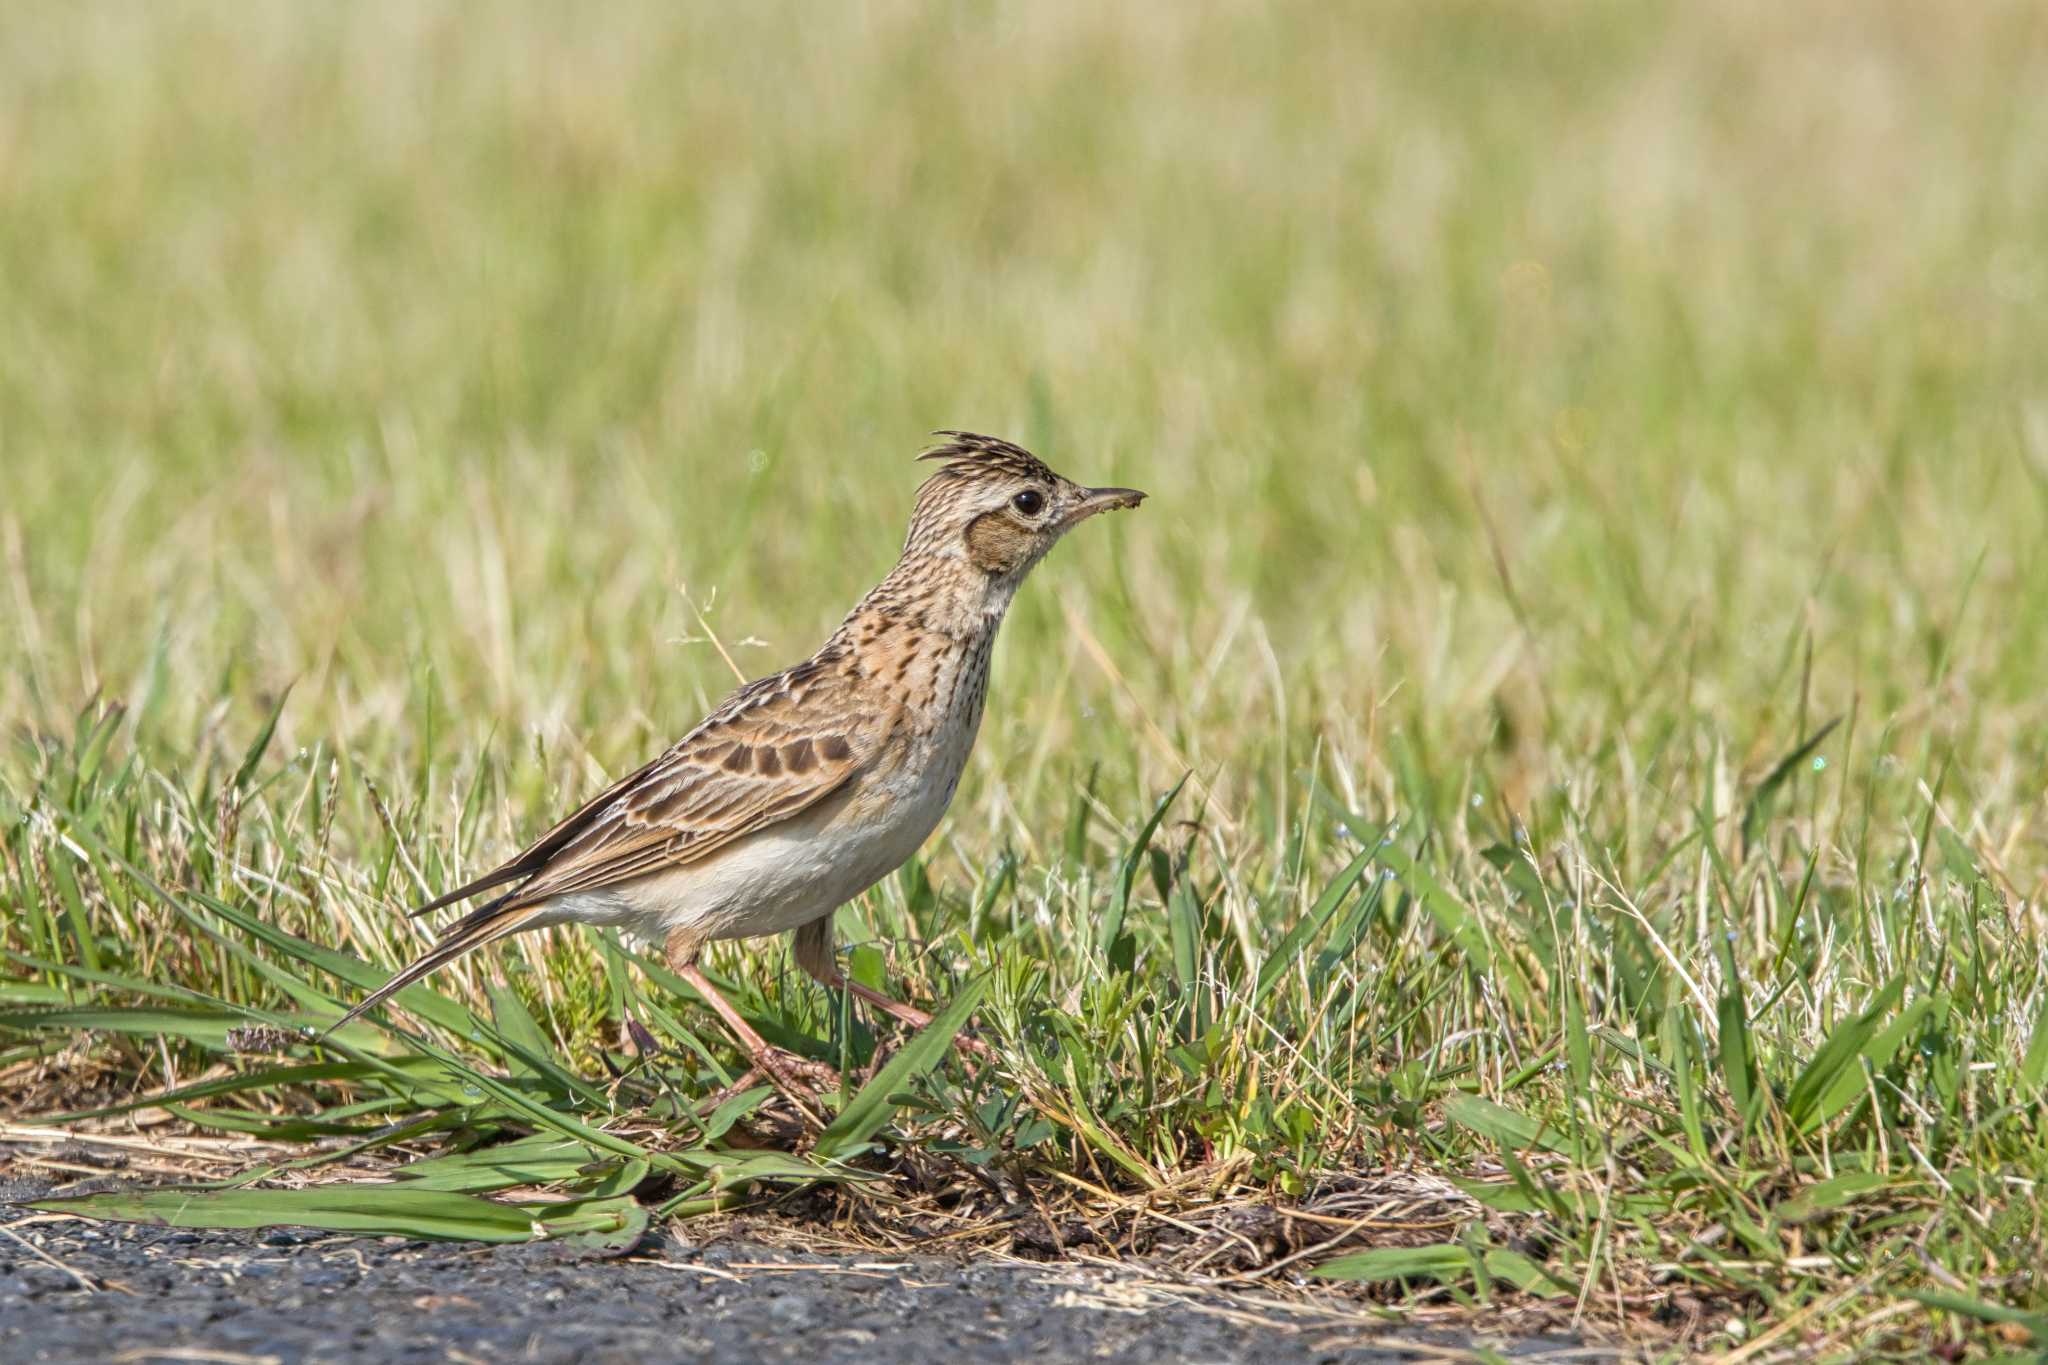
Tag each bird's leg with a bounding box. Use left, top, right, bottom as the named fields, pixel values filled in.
left=665, top=927, right=838, bottom=1104
left=791, top=918, right=995, bottom=1061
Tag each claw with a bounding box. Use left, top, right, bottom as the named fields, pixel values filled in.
left=759, top=1046, right=841, bottom=1094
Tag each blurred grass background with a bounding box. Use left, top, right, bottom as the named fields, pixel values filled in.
left=6, top=1, right=2048, bottom=1347
left=6, top=0, right=2044, bottom=854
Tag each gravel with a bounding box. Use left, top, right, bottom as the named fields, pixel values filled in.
left=1, top=1186, right=1611, bottom=1363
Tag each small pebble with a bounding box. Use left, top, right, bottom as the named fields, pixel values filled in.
left=262, top=1228, right=328, bottom=1247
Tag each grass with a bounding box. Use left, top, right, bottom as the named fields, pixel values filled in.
left=4, top=0, right=2048, bottom=1356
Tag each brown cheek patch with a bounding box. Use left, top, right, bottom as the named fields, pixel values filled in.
left=965, top=511, right=1036, bottom=575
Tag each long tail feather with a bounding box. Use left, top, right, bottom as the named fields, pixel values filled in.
left=319, top=896, right=545, bottom=1041
left=406, top=867, right=528, bottom=918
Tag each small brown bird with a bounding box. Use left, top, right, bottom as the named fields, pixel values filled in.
left=330, top=432, right=1142, bottom=1093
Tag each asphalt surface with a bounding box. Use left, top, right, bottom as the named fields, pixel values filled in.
left=0, top=1199, right=1613, bottom=1363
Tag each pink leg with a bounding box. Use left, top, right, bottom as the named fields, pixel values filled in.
left=791, top=919, right=994, bottom=1060
left=667, top=929, right=838, bottom=1107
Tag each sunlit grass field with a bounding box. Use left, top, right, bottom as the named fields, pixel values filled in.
left=5, top=1, right=2048, bottom=1355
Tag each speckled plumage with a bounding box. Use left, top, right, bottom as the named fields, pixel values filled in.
left=330, top=432, right=1142, bottom=1092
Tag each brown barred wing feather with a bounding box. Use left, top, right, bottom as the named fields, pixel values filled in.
left=477, top=675, right=886, bottom=912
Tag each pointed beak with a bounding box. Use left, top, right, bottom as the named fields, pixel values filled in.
left=1065, top=485, right=1146, bottom=526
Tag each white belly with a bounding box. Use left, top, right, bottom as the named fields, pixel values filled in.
left=542, top=728, right=972, bottom=947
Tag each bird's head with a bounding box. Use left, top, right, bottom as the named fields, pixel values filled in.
left=902, top=431, right=1144, bottom=585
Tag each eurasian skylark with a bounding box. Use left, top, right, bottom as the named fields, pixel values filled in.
left=329, top=432, right=1143, bottom=1093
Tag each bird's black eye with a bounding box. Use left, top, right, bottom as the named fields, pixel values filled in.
left=1012, top=489, right=1045, bottom=516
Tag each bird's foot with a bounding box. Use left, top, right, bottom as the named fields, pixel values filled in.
left=738, top=1047, right=840, bottom=1107
left=700, top=1050, right=839, bottom=1104
left=696, top=1050, right=840, bottom=1130
left=949, top=1031, right=998, bottom=1062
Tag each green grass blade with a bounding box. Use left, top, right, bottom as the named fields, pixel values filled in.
left=30, top=1184, right=648, bottom=1249
left=1784, top=975, right=1908, bottom=1131
left=1740, top=715, right=1842, bottom=849
left=1329, top=803, right=1518, bottom=1001
left=2022, top=1000, right=2048, bottom=1090
left=0, top=1005, right=249, bottom=1048
left=1314, top=1243, right=1472, bottom=1283
left=1253, top=843, right=1374, bottom=1007
left=1166, top=874, right=1202, bottom=1029
left=1907, top=1290, right=2046, bottom=1344
left=1775, top=1171, right=1892, bottom=1223
left=1099, top=774, right=1188, bottom=972
left=26, top=1062, right=375, bottom=1124
left=1443, top=1094, right=1574, bottom=1157
left=1714, top=937, right=1757, bottom=1130
left=1795, top=994, right=1934, bottom=1136
left=1482, top=1249, right=1577, bottom=1298
left=392, top=1135, right=607, bottom=1193
left=814, top=975, right=990, bottom=1161
left=231, top=680, right=295, bottom=792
